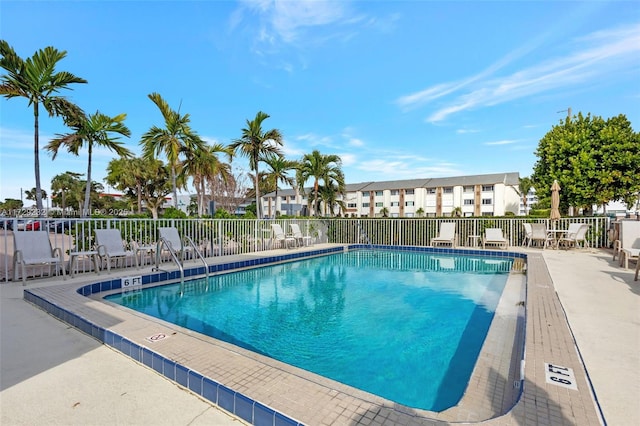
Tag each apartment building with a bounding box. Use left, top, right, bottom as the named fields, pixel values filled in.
left=262, top=172, right=522, bottom=218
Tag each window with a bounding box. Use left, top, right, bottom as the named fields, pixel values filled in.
left=375, top=191, right=383, bottom=196
left=375, top=202, right=383, bottom=207
left=406, top=189, right=415, bottom=195
left=443, top=187, right=453, bottom=193
left=482, top=198, right=492, bottom=205
left=464, top=199, right=474, bottom=205
left=482, top=185, right=494, bottom=192
left=464, top=186, right=474, bottom=193
left=391, top=201, right=399, bottom=207
left=362, top=191, right=369, bottom=197
left=362, top=202, right=370, bottom=207
left=347, top=203, right=357, bottom=208
left=390, top=190, right=399, bottom=196
left=405, top=201, right=414, bottom=206
left=426, top=188, right=436, bottom=194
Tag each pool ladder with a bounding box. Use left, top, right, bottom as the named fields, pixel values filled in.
left=153, top=236, right=210, bottom=286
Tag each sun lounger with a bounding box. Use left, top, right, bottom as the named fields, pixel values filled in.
left=290, top=223, right=312, bottom=247
left=271, top=223, right=296, bottom=249
left=95, top=229, right=136, bottom=272
left=12, top=231, right=66, bottom=284
left=483, top=228, right=508, bottom=250
left=431, top=222, right=456, bottom=247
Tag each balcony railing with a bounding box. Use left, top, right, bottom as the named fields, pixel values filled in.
left=0, top=216, right=611, bottom=282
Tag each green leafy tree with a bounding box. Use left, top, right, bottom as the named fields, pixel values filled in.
left=0, top=41, right=87, bottom=215
left=141, top=92, right=205, bottom=209
left=51, top=171, right=82, bottom=214
left=229, top=111, right=283, bottom=219
left=0, top=199, right=23, bottom=213
left=46, top=111, right=132, bottom=217
left=24, top=187, right=47, bottom=203
left=106, top=157, right=171, bottom=219
left=533, top=112, right=640, bottom=214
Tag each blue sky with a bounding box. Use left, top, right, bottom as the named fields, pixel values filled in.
left=1, top=0, right=639, bottom=204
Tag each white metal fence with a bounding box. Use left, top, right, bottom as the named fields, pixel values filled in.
left=0, top=216, right=611, bottom=282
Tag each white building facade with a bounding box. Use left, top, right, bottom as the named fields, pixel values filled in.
left=262, top=172, right=522, bottom=218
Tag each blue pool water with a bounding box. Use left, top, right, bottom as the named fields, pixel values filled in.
left=105, top=249, right=512, bottom=411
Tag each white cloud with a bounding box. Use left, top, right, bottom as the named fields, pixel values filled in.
left=397, top=22, right=640, bottom=123
left=484, top=139, right=519, bottom=146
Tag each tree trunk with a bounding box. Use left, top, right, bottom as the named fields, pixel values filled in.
left=33, top=102, right=44, bottom=216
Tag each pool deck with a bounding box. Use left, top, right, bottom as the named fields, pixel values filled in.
left=1, top=245, right=639, bottom=425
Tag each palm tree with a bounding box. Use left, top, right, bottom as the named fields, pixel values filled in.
left=181, top=143, right=233, bottom=216
left=318, top=182, right=347, bottom=217
left=297, top=150, right=344, bottom=217
left=141, top=92, right=205, bottom=208
left=518, top=176, right=534, bottom=215
left=229, top=111, right=283, bottom=219
left=0, top=41, right=87, bottom=215
left=46, top=111, right=132, bottom=217
left=263, top=154, right=297, bottom=218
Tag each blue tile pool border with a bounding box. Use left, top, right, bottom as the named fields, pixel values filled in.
left=23, top=245, right=526, bottom=425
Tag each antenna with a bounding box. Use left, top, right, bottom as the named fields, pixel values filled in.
left=557, top=107, right=572, bottom=120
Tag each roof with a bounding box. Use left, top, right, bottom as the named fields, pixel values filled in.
left=262, top=172, right=520, bottom=197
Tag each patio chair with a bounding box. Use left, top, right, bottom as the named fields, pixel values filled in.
left=95, top=229, right=136, bottom=272
left=482, top=228, right=508, bottom=250
left=290, top=223, right=312, bottom=247
left=522, top=223, right=532, bottom=246
left=619, top=234, right=640, bottom=269
left=158, top=227, right=197, bottom=262
left=431, top=222, right=456, bottom=247
left=613, top=220, right=640, bottom=263
left=271, top=223, right=296, bottom=249
left=530, top=223, right=553, bottom=249
left=12, top=231, right=66, bottom=284
left=558, top=224, right=590, bottom=250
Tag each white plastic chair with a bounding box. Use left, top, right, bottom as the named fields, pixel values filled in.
left=13, top=231, right=66, bottom=284
left=95, top=229, right=136, bottom=272
left=271, top=224, right=296, bottom=249
left=290, top=223, right=312, bottom=247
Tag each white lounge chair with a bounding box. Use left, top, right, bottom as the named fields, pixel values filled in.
left=158, top=227, right=197, bottom=262
left=558, top=224, right=590, bottom=250
left=271, top=223, right=296, bottom=249
left=483, top=228, right=508, bottom=250
left=12, top=231, right=66, bottom=284
left=95, top=229, right=136, bottom=272
left=431, top=222, right=456, bottom=247
left=290, top=223, right=312, bottom=247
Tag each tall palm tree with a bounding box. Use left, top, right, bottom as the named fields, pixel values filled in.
left=0, top=41, right=87, bottom=214
left=229, top=111, right=283, bottom=219
left=297, top=150, right=344, bottom=217
left=46, top=111, right=132, bottom=217
left=140, top=92, right=205, bottom=208
left=263, top=153, right=297, bottom=218
left=518, top=176, right=534, bottom=215
left=181, top=143, right=233, bottom=216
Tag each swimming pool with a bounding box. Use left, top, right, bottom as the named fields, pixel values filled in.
left=105, top=249, right=513, bottom=412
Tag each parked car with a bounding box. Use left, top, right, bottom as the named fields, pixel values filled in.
left=49, top=219, right=80, bottom=233
left=25, top=220, right=41, bottom=231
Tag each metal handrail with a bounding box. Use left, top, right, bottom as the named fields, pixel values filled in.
left=153, top=237, right=184, bottom=285
left=183, top=235, right=209, bottom=280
